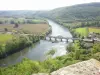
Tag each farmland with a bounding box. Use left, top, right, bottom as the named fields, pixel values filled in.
left=75, top=28, right=88, bottom=36
left=20, top=24, right=49, bottom=34
left=75, top=27, right=100, bottom=37
left=0, top=20, right=50, bottom=58
left=89, top=27, right=100, bottom=33
left=0, top=24, right=49, bottom=33
left=0, top=23, right=49, bottom=43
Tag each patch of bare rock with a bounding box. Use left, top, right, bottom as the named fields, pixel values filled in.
left=51, top=59, right=100, bottom=75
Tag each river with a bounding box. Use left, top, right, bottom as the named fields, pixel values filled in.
left=0, top=20, right=72, bottom=66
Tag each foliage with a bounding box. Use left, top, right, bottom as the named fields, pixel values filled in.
left=91, top=43, right=100, bottom=54
left=0, top=17, right=47, bottom=24
left=92, top=52, right=100, bottom=61
left=0, top=34, right=40, bottom=58
left=0, top=56, right=79, bottom=75
left=46, top=3, right=100, bottom=23
left=46, top=48, right=56, bottom=56
left=66, top=43, right=74, bottom=52
left=0, top=34, right=12, bottom=43
left=0, top=41, right=100, bottom=75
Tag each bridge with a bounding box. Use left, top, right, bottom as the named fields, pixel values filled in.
left=44, top=35, right=81, bottom=43
left=21, top=34, right=100, bottom=43
left=44, top=35, right=100, bottom=43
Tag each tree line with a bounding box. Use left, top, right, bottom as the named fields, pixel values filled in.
left=0, top=34, right=42, bottom=59
left=0, top=19, right=47, bottom=24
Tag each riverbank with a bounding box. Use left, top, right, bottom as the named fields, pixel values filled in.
left=0, top=19, right=72, bottom=67
left=0, top=23, right=51, bottom=59
left=2, top=19, right=100, bottom=75
left=1, top=41, right=100, bottom=75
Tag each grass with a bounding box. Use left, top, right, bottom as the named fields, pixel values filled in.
left=75, top=27, right=100, bottom=36
left=75, top=28, right=88, bottom=36
left=89, top=27, right=100, bottom=33
left=0, top=34, right=12, bottom=43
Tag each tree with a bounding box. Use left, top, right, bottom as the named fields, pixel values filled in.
left=46, top=48, right=56, bottom=56
left=67, top=43, right=74, bottom=52
left=10, top=20, right=15, bottom=24
left=91, top=43, right=100, bottom=54
left=4, top=28, right=8, bottom=32
left=75, top=49, right=80, bottom=60
left=0, top=21, right=3, bottom=24
left=14, top=23, right=19, bottom=28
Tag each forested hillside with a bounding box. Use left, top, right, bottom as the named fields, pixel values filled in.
left=46, top=2, right=100, bottom=23
left=1, top=2, right=100, bottom=23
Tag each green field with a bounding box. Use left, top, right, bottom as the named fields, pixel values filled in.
left=0, top=34, right=12, bottom=43
left=75, top=27, right=100, bottom=36
left=75, top=28, right=88, bottom=36
left=89, top=27, right=100, bottom=33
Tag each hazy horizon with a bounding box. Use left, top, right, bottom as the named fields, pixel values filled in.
left=0, top=0, right=100, bottom=10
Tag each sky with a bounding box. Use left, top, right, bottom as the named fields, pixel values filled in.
left=0, top=0, right=100, bottom=10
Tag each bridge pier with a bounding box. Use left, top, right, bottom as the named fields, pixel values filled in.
left=38, top=36, right=40, bottom=41
left=73, top=40, right=75, bottom=43
left=92, top=39, right=95, bottom=44
left=44, top=37, right=46, bottom=40
left=61, top=38, right=62, bottom=42
left=55, top=37, right=57, bottom=41
left=66, top=39, right=68, bottom=42
left=49, top=37, right=51, bottom=41
left=44, top=36, right=81, bottom=43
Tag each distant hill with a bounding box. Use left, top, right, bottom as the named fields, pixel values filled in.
left=0, top=2, right=100, bottom=23
left=0, top=10, right=38, bottom=18
left=46, top=2, right=100, bottom=23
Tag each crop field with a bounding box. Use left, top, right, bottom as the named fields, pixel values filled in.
left=89, top=27, right=100, bottom=33
left=0, top=23, right=49, bottom=44
left=0, top=24, right=49, bottom=33
left=75, top=27, right=100, bottom=36
left=0, top=34, right=12, bottom=43
left=20, top=24, right=49, bottom=34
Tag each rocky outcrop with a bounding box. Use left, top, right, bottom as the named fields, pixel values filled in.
left=51, top=59, right=100, bottom=75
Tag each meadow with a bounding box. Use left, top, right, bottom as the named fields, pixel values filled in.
left=75, top=28, right=88, bottom=36
left=0, top=34, right=12, bottom=43
left=75, top=27, right=100, bottom=36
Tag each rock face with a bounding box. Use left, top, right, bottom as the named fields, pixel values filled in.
left=51, top=59, right=100, bottom=75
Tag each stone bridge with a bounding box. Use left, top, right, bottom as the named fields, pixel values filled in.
left=22, top=34, right=100, bottom=43
left=44, top=35, right=81, bottom=42
left=44, top=35, right=100, bottom=43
